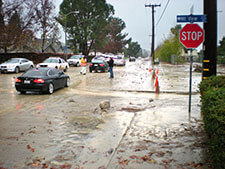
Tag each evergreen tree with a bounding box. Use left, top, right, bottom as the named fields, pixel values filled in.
left=58, top=0, right=114, bottom=56
left=96, top=17, right=128, bottom=54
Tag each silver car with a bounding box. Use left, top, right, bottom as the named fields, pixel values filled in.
left=113, top=56, right=126, bottom=66
left=0, top=58, right=34, bottom=73
left=67, top=55, right=83, bottom=66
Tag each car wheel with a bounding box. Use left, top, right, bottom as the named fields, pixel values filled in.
left=64, top=67, right=68, bottom=72
left=89, top=69, right=92, bottom=73
left=48, top=83, right=54, bottom=94
left=29, top=65, right=34, bottom=69
left=20, top=91, right=26, bottom=94
left=65, top=78, right=70, bottom=87
left=15, top=67, right=20, bottom=73
left=55, top=66, right=58, bottom=69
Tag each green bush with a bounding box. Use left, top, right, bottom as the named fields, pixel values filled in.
left=199, top=76, right=225, bottom=169
left=199, top=76, right=225, bottom=94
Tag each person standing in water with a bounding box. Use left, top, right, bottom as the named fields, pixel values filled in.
left=80, top=57, right=87, bottom=75
left=107, top=57, right=114, bottom=78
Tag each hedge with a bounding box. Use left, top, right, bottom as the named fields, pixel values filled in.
left=0, top=52, right=72, bottom=64
left=199, top=76, right=225, bottom=169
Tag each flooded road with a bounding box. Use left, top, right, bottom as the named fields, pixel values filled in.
left=0, top=59, right=213, bottom=169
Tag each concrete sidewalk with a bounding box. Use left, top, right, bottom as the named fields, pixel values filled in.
left=103, top=62, right=211, bottom=168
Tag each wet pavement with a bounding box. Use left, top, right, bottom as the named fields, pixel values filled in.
left=0, top=59, right=217, bottom=169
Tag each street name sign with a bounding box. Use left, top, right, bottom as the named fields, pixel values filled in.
left=179, top=24, right=204, bottom=49
left=177, top=15, right=207, bottom=23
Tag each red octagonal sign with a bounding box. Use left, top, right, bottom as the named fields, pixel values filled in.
left=179, top=24, right=204, bottom=49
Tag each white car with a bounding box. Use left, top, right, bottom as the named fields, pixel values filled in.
left=113, top=56, right=126, bottom=66
left=37, top=57, right=69, bottom=72
left=0, top=58, right=34, bottom=73
left=67, top=55, right=84, bottom=66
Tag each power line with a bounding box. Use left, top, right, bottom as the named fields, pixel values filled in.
left=156, top=0, right=170, bottom=27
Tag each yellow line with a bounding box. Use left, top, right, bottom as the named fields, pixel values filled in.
left=203, top=69, right=209, bottom=71
left=203, top=60, right=210, bottom=62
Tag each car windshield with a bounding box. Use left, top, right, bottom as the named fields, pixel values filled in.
left=92, top=59, right=104, bottom=63
left=117, top=57, right=123, bottom=59
left=5, top=58, right=20, bottom=63
left=23, top=68, right=47, bottom=76
left=93, top=56, right=105, bottom=61
left=70, top=56, right=80, bottom=59
left=43, top=58, right=58, bottom=63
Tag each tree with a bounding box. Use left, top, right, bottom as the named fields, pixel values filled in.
left=58, top=0, right=114, bottom=56
left=141, top=49, right=150, bottom=58
left=124, top=40, right=141, bottom=58
left=0, top=0, right=38, bottom=53
left=217, top=36, right=225, bottom=64
left=34, top=0, right=59, bottom=53
left=218, top=37, right=225, bottom=56
left=155, top=24, right=183, bottom=63
left=96, top=17, right=128, bottom=54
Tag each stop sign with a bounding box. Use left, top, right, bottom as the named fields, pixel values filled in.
left=179, top=24, right=204, bottom=48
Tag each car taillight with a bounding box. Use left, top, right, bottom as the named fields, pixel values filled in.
left=89, top=63, right=93, bottom=66
left=33, top=79, right=45, bottom=83
left=99, top=64, right=104, bottom=67
left=16, top=78, right=21, bottom=83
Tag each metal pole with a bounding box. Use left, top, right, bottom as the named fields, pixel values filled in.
left=188, top=49, right=193, bottom=115
left=64, top=11, right=79, bottom=60
left=65, top=15, right=67, bottom=60
left=65, top=16, right=67, bottom=50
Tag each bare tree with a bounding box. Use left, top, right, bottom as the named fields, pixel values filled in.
left=0, top=0, right=38, bottom=53
left=34, top=0, right=58, bottom=53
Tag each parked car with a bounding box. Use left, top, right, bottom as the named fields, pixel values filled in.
left=113, top=56, right=126, bottom=66
left=37, top=57, right=69, bottom=72
left=0, top=58, right=34, bottom=73
left=91, top=55, right=107, bottom=62
left=129, top=56, right=136, bottom=62
left=89, top=59, right=109, bottom=73
left=67, top=55, right=83, bottom=66
left=15, top=67, right=70, bottom=94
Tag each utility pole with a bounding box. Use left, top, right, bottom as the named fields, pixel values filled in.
left=203, top=0, right=217, bottom=79
left=145, top=4, right=161, bottom=65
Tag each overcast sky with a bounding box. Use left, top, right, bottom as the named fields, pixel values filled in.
left=55, top=0, right=225, bottom=51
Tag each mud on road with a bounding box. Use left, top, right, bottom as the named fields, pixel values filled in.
left=0, top=60, right=212, bottom=169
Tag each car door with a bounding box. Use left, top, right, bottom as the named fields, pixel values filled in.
left=61, top=59, right=67, bottom=69
left=20, top=59, right=30, bottom=71
left=48, top=69, right=62, bottom=89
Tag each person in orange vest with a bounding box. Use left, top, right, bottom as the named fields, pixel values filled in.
left=80, top=57, right=87, bottom=75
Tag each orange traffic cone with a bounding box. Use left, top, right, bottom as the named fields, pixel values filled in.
left=149, top=68, right=151, bottom=72
left=156, top=68, right=159, bottom=74
left=155, top=76, right=159, bottom=93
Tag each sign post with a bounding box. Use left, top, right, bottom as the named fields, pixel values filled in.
left=178, top=15, right=205, bottom=115
left=179, top=24, right=204, bottom=114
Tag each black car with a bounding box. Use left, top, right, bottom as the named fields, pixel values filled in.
left=89, top=59, right=109, bottom=73
left=129, top=56, right=136, bottom=62
left=15, top=67, right=70, bottom=94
